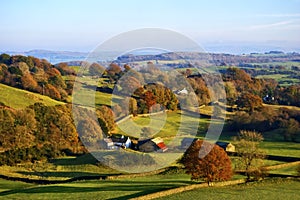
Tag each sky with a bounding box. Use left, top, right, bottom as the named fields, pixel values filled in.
left=1, top=0, right=300, bottom=54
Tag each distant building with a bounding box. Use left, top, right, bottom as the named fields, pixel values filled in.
left=215, top=141, right=235, bottom=152
left=175, top=88, right=188, bottom=95
left=102, top=138, right=114, bottom=149
left=263, top=95, right=275, bottom=103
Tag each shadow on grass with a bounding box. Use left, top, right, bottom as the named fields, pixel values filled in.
left=50, top=154, right=98, bottom=166
left=0, top=179, right=191, bottom=199
left=16, top=171, right=108, bottom=178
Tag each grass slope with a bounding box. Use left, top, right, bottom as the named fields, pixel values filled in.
left=0, top=83, right=64, bottom=109
left=0, top=174, right=191, bottom=200
left=157, top=178, right=300, bottom=200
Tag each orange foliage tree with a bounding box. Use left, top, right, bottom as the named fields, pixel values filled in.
left=181, top=140, right=233, bottom=183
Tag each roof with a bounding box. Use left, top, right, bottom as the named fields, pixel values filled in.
left=138, top=138, right=168, bottom=152
left=103, top=138, right=113, bottom=143
left=216, top=141, right=231, bottom=148
left=156, top=142, right=168, bottom=151
left=110, top=135, right=130, bottom=143
left=138, top=138, right=152, bottom=146
left=151, top=137, right=163, bottom=144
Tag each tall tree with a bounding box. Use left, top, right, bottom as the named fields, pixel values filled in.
left=236, top=92, right=263, bottom=113
left=181, top=140, right=233, bottom=183
left=88, top=63, right=105, bottom=76
left=142, top=91, right=157, bottom=112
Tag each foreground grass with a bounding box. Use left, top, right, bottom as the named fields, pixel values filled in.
left=0, top=177, right=299, bottom=200
left=0, top=174, right=191, bottom=200
left=157, top=178, right=300, bottom=200
left=0, top=83, right=64, bottom=109
left=0, top=154, right=121, bottom=181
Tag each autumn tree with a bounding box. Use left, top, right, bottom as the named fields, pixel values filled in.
left=124, top=64, right=131, bottom=72
left=78, top=119, right=103, bottom=148
left=224, top=81, right=237, bottom=106
left=0, top=53, right=11, bottom=65
left=236, top=92, right=263, bottom=113
left=234, top=130, right=266, bottom=180
left=96, top=105, right=115, bottom=135
left=129, top=97, right=138, bottom=116
left=185, top=68, right=192, bottom=77
left=279, top=118, right=300, bottom=142
left=188, top=77, right=210, bottom=105
left=88, top=63, right=105, bottom=76
left=119, top=76, right=142, bottom=96
left=13, top=109, right=36, bottom=148
left=181, top=140, right=233, bottom=183
left=56, top=62, right=76, bottom=76
left=142, top=91, right=157, bottom=112
left=0, top=109, right=17, bottom=150
left=21, top=73, right=38, bottom=91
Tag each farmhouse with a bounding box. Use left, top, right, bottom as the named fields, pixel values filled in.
left=215, top=141, right=235, bottom=152
left=138, top=137, right=168, bottom=152
left=103, top=135, right=132, bottom=149
left=176, top=88, right=188, bottom=95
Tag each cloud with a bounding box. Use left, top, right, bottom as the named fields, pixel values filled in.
left=248, top=20, right=294, bottom=30
left=256, top=13, right=300, bottom=18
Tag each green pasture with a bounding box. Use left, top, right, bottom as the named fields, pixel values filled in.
left=0, top=174, right=191, bottom=200
left=0, top=83, right=64, bottom=109
left=158, top=178, right=300, bottom=200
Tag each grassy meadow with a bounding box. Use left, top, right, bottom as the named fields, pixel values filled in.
left=0, top=83, right=64, bottom=109
left=156, top=178, right=300, bottom=200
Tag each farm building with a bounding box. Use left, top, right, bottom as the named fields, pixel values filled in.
left=138, top=137, right=168, bottom=152
left=180, top=138, right=235, bottom=152
left=175, top=88, right=188, bottom=95
left=103, top=135, right=132, bottom=149
left=215, top=141, right=235, bottom=152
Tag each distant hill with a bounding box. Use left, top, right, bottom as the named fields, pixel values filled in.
left=3, top=50, right=88, bottom=64
left=116, top=51, right=300, bottom=66
left=2, top=49, right=300, bottom=66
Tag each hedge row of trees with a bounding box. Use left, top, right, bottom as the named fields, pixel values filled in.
left=223, top=67, right=300, bottom=107
left=0, top=102, right=116, bottom=165
left=229, top=107, right=300, bottom=142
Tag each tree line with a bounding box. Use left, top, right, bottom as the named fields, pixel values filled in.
left=0, top=54, right=75, bottom=101
left=0, top=103, right=116, bottom=165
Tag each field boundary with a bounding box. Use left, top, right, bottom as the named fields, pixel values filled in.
left=264, top=161, right=300, bottom=171
left=129, top=179, right=247, bottom=200
left=0, top=168, right=166, bottom=185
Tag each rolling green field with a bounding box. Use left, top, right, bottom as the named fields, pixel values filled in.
left=0, top=174, right=191, bottom=200
left=255, top=74, right=300, bottom=85
left=116, top=111, right=213, bottom=140
left=0, top=176, right=299, bottom=199
left=157, top=178, right=300, bottom=200
left=0, top=83, right=64, bottom=109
